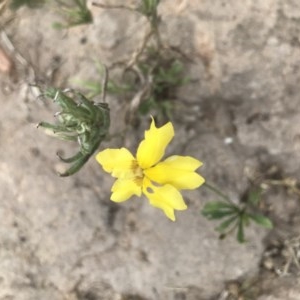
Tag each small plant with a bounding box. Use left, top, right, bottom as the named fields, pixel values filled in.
left=93, top=0, right=188, bottom=123
left=137, top=48, right=189, bottom=120
left=27, top=0, right=274, bottom=242
left=202, top=184, right=273, bottom=243
left=38, top=88, right=110, bottom=176
left=138, top=0, right=160, bottom=23
left=53, top=0, right=92, bottom=29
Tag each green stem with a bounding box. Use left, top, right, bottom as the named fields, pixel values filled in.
left=204, top=182, right=238, bottom=207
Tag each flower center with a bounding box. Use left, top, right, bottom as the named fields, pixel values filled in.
left=131, top=160, right=144, bottom=186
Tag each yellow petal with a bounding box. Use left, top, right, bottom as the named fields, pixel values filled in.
left=164, top=155, right=203, bottom=170
left=143, top=178, right=187, bottom=221
left=136, top=118, right=174, bottom=169
left=111, top=178, right=142, bottom=202
left=96, top=148, right=135, bottom=178
left=144, top=155, right=205, bottom=190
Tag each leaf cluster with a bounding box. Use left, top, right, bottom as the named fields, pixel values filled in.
left=202, top=187, right=273, bottom=243
left=137, top=48, right=189, bottom=120
left=138, top=0, right=160, bottom=21
left=53, top=0, right=92, bottom=29
left=10, top=0, right=92, bottom=28
left=38, top=87, right=110, bottom=176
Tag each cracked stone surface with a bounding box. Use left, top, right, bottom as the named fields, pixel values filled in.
left=0, top=0, right=300, bottom=299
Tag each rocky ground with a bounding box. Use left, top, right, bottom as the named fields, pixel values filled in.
left=0, top=0, right=300, bottom=299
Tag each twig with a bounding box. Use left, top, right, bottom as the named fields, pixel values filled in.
left=100, top=64, right=108, bottom=103
left=125, top=26, right=153, bottom=69
left=204, top=182, right=238, bottom=207
left=0, top=29, right=36, bottom=82
left=92, top=2, right=136, bottom=12
left=263, top=178, right=300, bottom=196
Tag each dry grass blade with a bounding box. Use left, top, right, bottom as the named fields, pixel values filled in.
left=0, top=44, right=12, bottom=73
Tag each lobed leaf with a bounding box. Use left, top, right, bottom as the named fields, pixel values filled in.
left=202, top=201, right=238, bottom=220
left=248, top=213, right=273, bottom=229
left=216, top=215, right=238, bottom=232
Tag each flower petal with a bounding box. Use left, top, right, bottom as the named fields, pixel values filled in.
left=136, top=118, right=174, bottom=169
left=143, top=178, right=187, bottom=221
left=111, top=178, right=142, bottom=202
left=96, top=148, right=135, bottom=178
left=144, top=155, right=205, bottom=190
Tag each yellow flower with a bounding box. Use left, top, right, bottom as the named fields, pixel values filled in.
left=96, top=118, right=205, bottom=221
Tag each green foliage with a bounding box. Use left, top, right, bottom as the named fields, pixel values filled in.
left=248, top=213, right=273, bottom=228
left=88, top=0, right=186, bottom=123
left=202, top=185, right=273, bottom=243
left=202, top=201, right=239, bottom=219
left=247, top=187, right=263, bottom=206
left=72, top=52, right=188, bottom=122
left=38, top=87, right=110, bottom=176
left=53, top=0, right=92, bottom=29
left=72, top=78, right=132, bottom=99
left=71, top=62, right=133, bottom=99
left=10, top=0, right=45, bottom=10
left=138, top=0, right=160, bottom=20
left=138, top=49, right=189, bottom=120
left=9, top=0, right=92, bottom=27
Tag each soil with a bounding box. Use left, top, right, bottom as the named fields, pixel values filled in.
left=0, top=1, right=300, bottom=299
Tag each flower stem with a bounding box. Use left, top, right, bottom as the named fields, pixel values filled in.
left=204, top=182, right=237, bottom=207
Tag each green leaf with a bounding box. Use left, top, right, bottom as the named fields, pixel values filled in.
left=248, top=188, right=262, bottom=206
left=54, top=0, right=93, bottom=28
left=139, top=97, right=155, bottom=115
left=202, top=210, right=237, bottom=220
left=248, top=214, right=273, bottom=229
left=202, top=201, right=236, bottom=211
left=170, top=60, right=183, bottom=75
left=202, top=202, right=238, bottom=220
left=52, top=22, right=65, bottom=30
left=216, top=215, right=238, bottom=232
left=140, top=0, right=159, bottom=16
